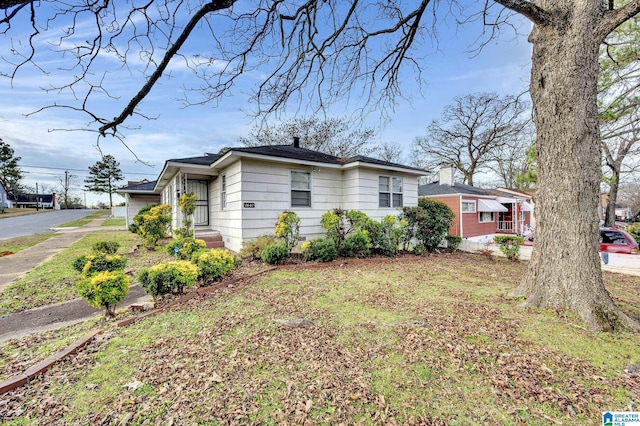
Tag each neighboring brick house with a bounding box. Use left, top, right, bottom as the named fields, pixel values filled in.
left=418, top=166, right=533, bottom=243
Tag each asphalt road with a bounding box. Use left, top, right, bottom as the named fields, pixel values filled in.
left=0, top=210, right=97, bottom=240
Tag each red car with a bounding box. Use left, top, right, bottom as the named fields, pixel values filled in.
left=523, top=227, right=639, bottom=254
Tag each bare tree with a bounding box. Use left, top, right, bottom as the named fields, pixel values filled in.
left=239, top=117, right=376, bottom=158
left=3, top=1, right=640, bottom=330
left=599, top=14, right=640, bottom=226
left=413, top=92, right=531, bottom=186
left=371, top=142, right=405, bottom=164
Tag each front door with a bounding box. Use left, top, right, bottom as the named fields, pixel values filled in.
left=187, top=180, right=209, bottom=226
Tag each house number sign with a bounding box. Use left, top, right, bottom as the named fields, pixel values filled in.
left=243, top=202, right=255, bottom=208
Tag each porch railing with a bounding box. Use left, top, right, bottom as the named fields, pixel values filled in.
left=497, top=221, right=524, bottom=233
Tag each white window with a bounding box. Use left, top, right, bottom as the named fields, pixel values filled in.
left=221, top=175, right=227, bottom=210
left=479, top=211, right=494, bottom=223
left=291, top=171, right=311, bottom=207
left=461, top=200, right=476, bottom=213
left=379, top=176, right=403, bottom=208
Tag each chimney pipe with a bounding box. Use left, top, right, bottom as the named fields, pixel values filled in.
left=293, top=136, right=300, bottom=148
left=439, top=164, right=455, bottom=186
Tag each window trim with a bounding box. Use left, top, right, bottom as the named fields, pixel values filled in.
left=461, top=200, right=476, bottom=213
left=478, top=211, right=494, bottom=223
left=220, top=174, right=227, bottom=210
left=290, top=170, right=312, bottom=207
left=379, top=175, right=403, bottom=208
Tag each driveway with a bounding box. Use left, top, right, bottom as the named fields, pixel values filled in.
left=0, top=210, right=97, bottom=240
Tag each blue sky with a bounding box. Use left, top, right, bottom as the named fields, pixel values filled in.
left=0, top=2, right=533, bottom=206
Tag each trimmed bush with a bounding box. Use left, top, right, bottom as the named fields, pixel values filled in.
left=139, top=260, right=200, bottom=297
left=128, top=204, right=157, bottom=234
left=261, top=243, right=290, bottom=265
left=302, top=238, right=338, bottom=262
left=274, top=211, right=301, bottom=253
left=401, top=199, right=454, bottom=251
left=136, top=204, right=172, bottom=248
left=73, top=253, right=126, bottom=276
left=92, top=240, right=120, bottom=255
left=493, top=235, right=524, bottom=261
left=192, top=249, right=238, bottom=282
left=76, top=271, right=130, bottom=317
left=627, top=223, right=640, bottom=242
left=339, top=230, right=371, bottom=258
left=363, top=215, right=403, bottom=256
left=321, top=208, right=369, bottom=250
left=166, top=237, right=207, bottom=260
left=239, top=235, right=277, bottom=261
left=445, top=235, right=462, bottom=250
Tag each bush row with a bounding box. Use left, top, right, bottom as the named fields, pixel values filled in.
left=248, top=199, right=457, bottom=265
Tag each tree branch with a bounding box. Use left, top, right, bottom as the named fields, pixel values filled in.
left=596, top=0, right=640, bottom=42
left=491, top=0, right=552, bottom=25
left=98, top=0, right=237, bottom=136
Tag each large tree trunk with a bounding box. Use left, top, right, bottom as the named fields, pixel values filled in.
left=510, top=1, right=639, bottom=331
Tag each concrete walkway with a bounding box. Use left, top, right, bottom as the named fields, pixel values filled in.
left=0, top=217, right=152, bottom=342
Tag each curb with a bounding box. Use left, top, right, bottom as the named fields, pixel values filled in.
left=0, top=329, right=101, bottom=395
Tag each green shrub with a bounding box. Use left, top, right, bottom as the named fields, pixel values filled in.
left=261, top=243, right=290, bottom=265
left=129, top=204, right=157, bottom=234
left=401, top=199, right=454, bottom=251
left=138, top=260, right=200, bottom=297
left=166, top=237, right=207, bottom=260
left=493, top=235, right=524, bottom=261
left=192, top=249, right=238, bottom=282
left=239, top=235, right=277, bottom=261
left=339, top=230, right=371, bottom=258
left=626, top=223, right=640, bottom=242
left=136, top=204, right=172, bottom=248
left=412, top=244, right=426, bottom=256
left=302, top=238, right=338, bottom=262
left=175, top=193, right=198, bottom=238
left=274, top=211, right=301, bottom=253
left=76, top=271, right=130, bottom=317
left=91, top=240, right=121, bottom=255
left=72, top=253, right=127, bottom=276
left=321, top=208, right=369, bottom=250
left=363, top=215, right=403, bottom=256
left=445, top=235, right=462, bottom=251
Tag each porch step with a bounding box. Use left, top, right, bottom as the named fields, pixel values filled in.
left=195, top=231, right=225, bottom=249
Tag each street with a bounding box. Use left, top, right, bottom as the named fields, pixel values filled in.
left=0, top=210, right=97, bottom=240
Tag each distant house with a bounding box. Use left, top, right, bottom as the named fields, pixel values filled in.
left=418, top=165, right=533, bottom=243
left=0, top=182, right=7, bottom=212
left=9, top=193, right=60, bottom=210
left=120, top=140, right=427, bottom=252
left=117, top=180, right=161, bottom=228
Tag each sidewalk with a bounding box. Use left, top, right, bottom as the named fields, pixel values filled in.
left=0, top=217, right=152, bottom=342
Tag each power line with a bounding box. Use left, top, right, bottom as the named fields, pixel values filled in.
left=19, top=164, right=157, bottom=177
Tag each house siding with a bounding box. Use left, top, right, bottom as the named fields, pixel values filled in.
left=211, top=161, right=243, bottom=251
left=125, top=195, right=160, bottom=227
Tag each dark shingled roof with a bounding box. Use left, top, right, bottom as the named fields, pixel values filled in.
left=167, top=154, right=221, bottom=166
left=119, top=180, right=158, bottom=191
left=418, top=181, right=516, bottom=198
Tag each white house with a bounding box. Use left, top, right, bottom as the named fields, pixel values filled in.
left=0, top=181, right=8, bottom=212
left=117, top=180, right=161, bottom=228
left=121, top=141, right=427, bottom=252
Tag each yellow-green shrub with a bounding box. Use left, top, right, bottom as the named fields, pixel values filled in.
left=192, top=249, right=238, bottom=282
left=76, top=271, right=130, bottom=317
left=138, top=260, right=199, bottom=297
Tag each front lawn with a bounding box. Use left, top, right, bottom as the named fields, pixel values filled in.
left=2, top=253, right=638, bottom=425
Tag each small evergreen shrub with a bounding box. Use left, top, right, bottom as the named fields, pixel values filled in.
left=76, top=271, right=130, bottom=317
left=72, top=253, right=126, bottom=276
left=339, top=230, right=371, bottom=258
left=411, top=244, right=426, bottom=256
left=166, top=237, right=207, bottom=260
left=261, top=243, right=290, bottom=265
left=239, top=235, right=277, bottom=261
left=493, top=235, right=524, bottom=261
left=445, top=235, right=462, bottom=250
left=302, top=238, right=338, bottom=262
left=139, top=260, right=200, bottom=297
left=274, top=211, right=301, bottom=253
left=192, top=249, right=238, bottom=282
left=363, top=215, right=403, bottom=256
left=137, top=204, right=172, bottom=248
left=92, top=240, right=120, bottom=255
left=626, top=223, right=640, bottom=242
left=129, top=204, right=157, bottom=234
left=401, top=199, right=454, bottom=251
left=321, top=208, right=369, bottom=250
